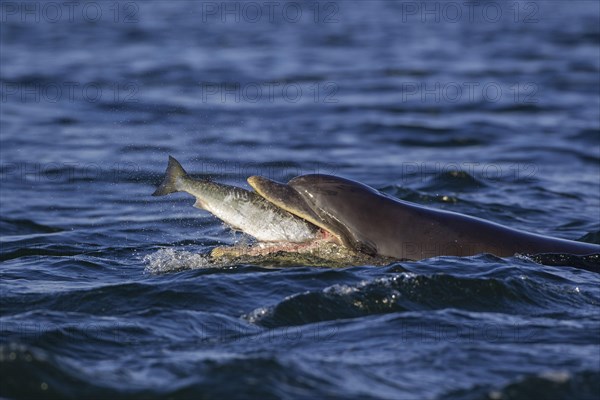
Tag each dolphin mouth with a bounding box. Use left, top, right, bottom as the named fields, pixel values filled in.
left=247, top=175, right=382, bottom=258
left=207, top=175, right=353, bottom=261
left=211, top=176, right=393, bottom=267
left=207, top=179, right=391, bottom=264
left=247, top=175, right=349, bottom=247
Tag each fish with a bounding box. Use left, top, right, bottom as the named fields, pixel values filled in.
left=152, top=156, right=320, bottom=243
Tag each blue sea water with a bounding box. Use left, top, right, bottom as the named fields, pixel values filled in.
left=1, top=1, right=599, bottom=399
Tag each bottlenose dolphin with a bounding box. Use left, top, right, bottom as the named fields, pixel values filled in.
left=153, top=157, right=600, bottom=264
left=248, top=174, right=600, bottom=260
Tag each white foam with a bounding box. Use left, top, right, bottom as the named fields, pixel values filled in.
left=323, top=284, right=359, bottom=295
left=243, top=306, right=272, bottom=324
left=143, top=248, right=214, bottom=273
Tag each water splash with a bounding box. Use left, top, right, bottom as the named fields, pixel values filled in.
left=143, top=248, right=215, bottom=273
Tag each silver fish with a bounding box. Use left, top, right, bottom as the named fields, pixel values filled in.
left=152, top=156, right=319, bottom=243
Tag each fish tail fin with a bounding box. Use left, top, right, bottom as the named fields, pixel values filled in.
left=152, top=156, right=188, bottom=196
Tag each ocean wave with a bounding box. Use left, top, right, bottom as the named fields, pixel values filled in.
left=443, top=369, right=600, bottom=400
left=245, top=270, right=598, bottom=327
